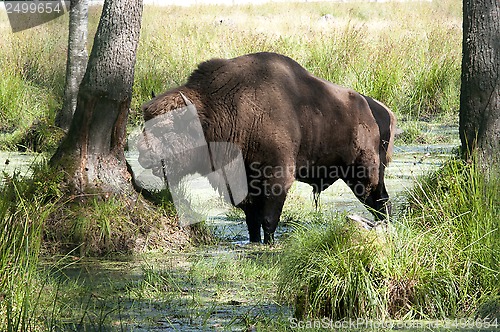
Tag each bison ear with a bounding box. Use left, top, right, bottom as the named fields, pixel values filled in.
left=151, top=90, right=156, bottom=99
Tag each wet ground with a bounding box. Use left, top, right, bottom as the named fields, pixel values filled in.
left=6, top=128, right=491, bottom=331
left=125, top=137, right=459, bottom=242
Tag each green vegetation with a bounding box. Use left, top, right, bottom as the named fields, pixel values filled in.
left=0, top=181, right=287, bottom=331
left=3, top=0, right=499, bottom=330
left=123, top=1, right=463, bottom=126
left=0, top=162, right=195, bottom=330
left=0, top=0, right=461, bottom=149
left=0, top=168, right=57, bottom=330
left=3, top=157, right=498, bottom=330
left=278, top=216, right=385, bottom=320
left=0, top=15, right=66, bottom=151
left=278, top=160, right=499, bottom=322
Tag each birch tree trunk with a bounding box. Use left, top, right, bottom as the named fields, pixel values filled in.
left=58, top=0, right=89, bottom=131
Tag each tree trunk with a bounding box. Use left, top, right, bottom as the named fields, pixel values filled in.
left=459, top=0, right=500, bottom=163
left=57, top=0, right=89, bottom=131
left=51, top=0, right=144, bottom=196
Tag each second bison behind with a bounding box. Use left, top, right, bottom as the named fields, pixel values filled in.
left=138, top=52, right=396, bottom=244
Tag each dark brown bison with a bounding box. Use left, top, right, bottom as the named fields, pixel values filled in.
left=138, top=52, right=396, bottom=244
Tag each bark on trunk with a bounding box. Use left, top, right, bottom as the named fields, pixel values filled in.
left=58, top=0, right=89, bottom=131
left=51, top=0, right=144, bottom=196
left=459, top=0, right=500, bottom=163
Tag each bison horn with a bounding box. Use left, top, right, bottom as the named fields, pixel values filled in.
left=151, top=90, right=156, bottom=98
left=179, top=92, right=193, bottom=106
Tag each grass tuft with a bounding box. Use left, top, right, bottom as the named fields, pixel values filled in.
left=278, top=160, right=499, bottom=321
left=278, top=218, right=385, bottom=320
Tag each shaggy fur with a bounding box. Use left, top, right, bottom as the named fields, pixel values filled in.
left=139, top=52, right=396, bottom=243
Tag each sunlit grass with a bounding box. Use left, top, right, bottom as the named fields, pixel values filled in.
left=278, top=160, right=500, bottom=321
left=132, top=1, right=461, bottom=124
left=0, top=0, right=462, bottom=146
left=0, top=11, right=66, bottom=150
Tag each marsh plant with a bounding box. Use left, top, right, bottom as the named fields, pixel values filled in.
left=0, top=171, right=58, bottom=331
left=0, top=0, right=461, bottom=149
left=278, top=160, right=500, bottom=321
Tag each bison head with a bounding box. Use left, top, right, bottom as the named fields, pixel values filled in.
left=137, top=91, right=247, bottom=202
left=137, top=92, right=207, bottom=184
left=136, top=91, right=248, bottom=226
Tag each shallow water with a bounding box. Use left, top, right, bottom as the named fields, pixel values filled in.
left=10, top=130, right=496, bottom=331
left=0, top=151, right=45, bottom=178
left=1, top=140, right=459, bottom=240
left=43, top=253, right=498, bottom=331
left=125, top=139, right=459, bottom=241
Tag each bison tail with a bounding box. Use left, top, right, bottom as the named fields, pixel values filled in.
left=363, top=95, right=397, bottom=166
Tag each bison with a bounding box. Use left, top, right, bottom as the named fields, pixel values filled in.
left=138, top=52, right=396, bottom=244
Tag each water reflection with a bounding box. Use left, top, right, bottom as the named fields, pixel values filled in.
left=1, top=141, right=459, bottom=228
left=0, top=151, right=44, bottom=179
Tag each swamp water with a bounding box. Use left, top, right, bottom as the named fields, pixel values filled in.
left=4, top=130, right=495, bottom=331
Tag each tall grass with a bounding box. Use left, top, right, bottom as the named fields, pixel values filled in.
left=402, top=160, right=500, bottom=316
left=132, top=1, right=461, bottom=123
left=0, top=11, right=66, bottom=150
left=0, top=169, right=58, bottom=331
left=1, top=1, right=461, bottom=146
left=277, top=218, right=385, bottom=319
left=278, top=161, right=500, bottom=320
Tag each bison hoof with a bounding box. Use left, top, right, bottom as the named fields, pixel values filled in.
left=263, top=233, right=275, bottom=245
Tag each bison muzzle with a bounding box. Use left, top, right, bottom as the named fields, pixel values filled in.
left=138, top=52, right=396, bottom=244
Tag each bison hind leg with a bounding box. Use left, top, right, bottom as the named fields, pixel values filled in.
left=343, top=171, right=391, bottom=222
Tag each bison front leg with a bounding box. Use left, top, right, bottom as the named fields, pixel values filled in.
left=243, top=206, right=262, bottom=243
left=243, top=193, right=288, bottom=244
left=243, top=175, right=292, bottom=244
left=243, top=161, right=295, bottom=243
left=261, top=193, right=288, bottom=244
